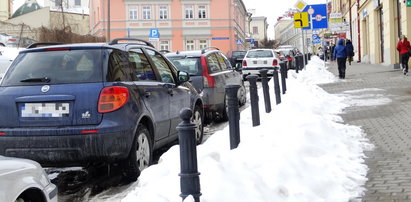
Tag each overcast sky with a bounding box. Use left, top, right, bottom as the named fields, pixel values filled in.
left=242, top=0, right=329, bottom=39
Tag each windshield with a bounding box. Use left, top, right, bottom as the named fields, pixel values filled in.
left=1, top=49, right=103, bottom=86
left=246, top=50, right=274, bottom=58
left=168, top=57, right=202, bottom=76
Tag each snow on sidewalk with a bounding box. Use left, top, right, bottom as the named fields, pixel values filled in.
left=92, top=56, right=373, bottom=202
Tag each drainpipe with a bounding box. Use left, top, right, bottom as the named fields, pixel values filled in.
left=349, top=0, right=353, bottom=40
left=357, top=0, right=361, bottom=62
left=8, top=0, right=11, bottom=18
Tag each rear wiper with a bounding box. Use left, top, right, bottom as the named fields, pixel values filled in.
left=20, top=77, right=51, bottom=83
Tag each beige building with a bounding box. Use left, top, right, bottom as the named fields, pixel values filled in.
left=332, top=0, right=410, bottom=68
left=250, top=16, right=268, bottom=46
left=6, top=7, right=90, bottom=35
left=0, top=0, right=12, bottom=21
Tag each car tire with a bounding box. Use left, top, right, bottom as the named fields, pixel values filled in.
left=191, top=105, right=204, bottom=144
left=238, top=83, right=247, bottom=106
left=121, top=124, right=152, bottom=182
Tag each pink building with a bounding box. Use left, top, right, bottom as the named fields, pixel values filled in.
left=89, top=0, right=250, bottom=54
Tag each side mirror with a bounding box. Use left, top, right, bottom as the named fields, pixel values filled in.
left=177, top=71, right=190, bottom=84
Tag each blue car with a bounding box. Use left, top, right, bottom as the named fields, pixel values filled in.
left=0, top=38, right=203, bottom=182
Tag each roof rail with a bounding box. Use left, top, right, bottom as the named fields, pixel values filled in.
left=27, top=42, right=64, bottom=49
left=109, top=38, right=155, bottom=48
left=201, top=46, right=220, bottom=54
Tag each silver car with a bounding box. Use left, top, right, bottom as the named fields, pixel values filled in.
left=0, top=156, right=57, bottom=202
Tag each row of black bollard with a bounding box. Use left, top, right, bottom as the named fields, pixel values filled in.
left=177, top=60, right=294, bottom=201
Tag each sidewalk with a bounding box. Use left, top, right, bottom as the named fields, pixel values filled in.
left=320, top=61, right=411, bottom=201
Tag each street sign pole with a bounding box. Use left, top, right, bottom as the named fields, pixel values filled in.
left=301, top=29, right=306, bottom=68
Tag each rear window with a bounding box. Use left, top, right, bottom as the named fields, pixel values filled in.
left=168, top=57, right=202, bottom=76
left=232, top=51, right=246, bottom=57
left=246, top=50, right=274, bottom=58
left=1, top=49, right=102, bottom=86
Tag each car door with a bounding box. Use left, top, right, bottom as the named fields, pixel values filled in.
left=145, top=49, right=190, bottom=136
left=129, top=48, right=171, bottom=141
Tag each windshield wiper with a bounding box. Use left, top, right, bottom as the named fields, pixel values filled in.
left=20, top=77, right=51, bottom=83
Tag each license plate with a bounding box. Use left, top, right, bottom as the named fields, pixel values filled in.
left=21, top=103, right=70, bottom=118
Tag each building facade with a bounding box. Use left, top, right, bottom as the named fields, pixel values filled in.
left=332, top=0, right=411, bottom=67
left=89, top=0, right=250, bottom=54
left=0, top=0, right=12, bottom=21
left=250, top=16, right=267, bottom=45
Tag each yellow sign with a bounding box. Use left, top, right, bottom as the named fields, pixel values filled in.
left=295, top=0, right=307, bottom=11
left=294, top=12, right=309, bottom=28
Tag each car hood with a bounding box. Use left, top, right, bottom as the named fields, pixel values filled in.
left=0, top=156, right=40, bottom=176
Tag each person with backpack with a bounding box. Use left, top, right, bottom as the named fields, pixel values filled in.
left=333, top=38, right=348, bottom=79
left=346, top=40, right=354, bottom=65
left=396, top=35, right=411, bottom=75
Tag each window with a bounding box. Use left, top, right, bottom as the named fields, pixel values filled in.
left=253, top=26, right=258, bottom=34
left=160, top=41, right=169, bottom=51
left=206, top=54, right=221, bottom=73
left=129, top=6, right=137, bottom=20
left=143, top=6, right=151, bottom=20
left=185, top=40, right=195, bottom=51
left=199, top=40, right=207, bottom=49
left=159, top=5, right=168, bottom=20
left=215, top=53, right=228, bottom=70
left=198, top=5, right=206, bottom=19
left=107, top=50, right=132, bottom=81
left=185, top=5, right=194, bottom=19
left=75, top=0, right=81, bottom=6
left=129, top=49, right=156, bottom=81
left=146, top=49, right=175, bottom=83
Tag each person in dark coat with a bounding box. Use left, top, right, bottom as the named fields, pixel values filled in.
left=346, top=40, right=354, bottom=65
left=396, top=35, right=411, bottom=75
left=333, top=38, right=348, bottom=79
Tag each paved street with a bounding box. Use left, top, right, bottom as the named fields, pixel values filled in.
left=320, top=61, right=411, bottom=201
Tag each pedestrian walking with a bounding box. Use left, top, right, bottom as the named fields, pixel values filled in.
left=333, top=39, right=348, bottom=79
left=396, top=35, right=411, bottom=75
left=346, top=40, right=354, bottom=65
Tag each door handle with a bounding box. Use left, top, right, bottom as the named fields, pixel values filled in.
left=144, top=91, right=151, bottom=98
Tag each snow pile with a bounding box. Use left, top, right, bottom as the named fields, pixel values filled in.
left=93, top=56, right=372, bottom=202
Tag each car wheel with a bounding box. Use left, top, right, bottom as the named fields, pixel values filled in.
left=122, top=124, right=152, bottom=182
left=238, top=83, right=247, bottom=106
left=191, top=105, right=204, bottom=144
left=218, top=95, right=229, bottom=122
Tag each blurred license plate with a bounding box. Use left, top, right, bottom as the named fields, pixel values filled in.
left=21, top=103, right=70, bottom=118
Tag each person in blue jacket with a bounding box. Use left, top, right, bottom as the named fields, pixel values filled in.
left=333, top=38, right=348, bottom=79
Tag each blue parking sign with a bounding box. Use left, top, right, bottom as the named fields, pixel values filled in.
left=149, top=29, right=159, bottom=38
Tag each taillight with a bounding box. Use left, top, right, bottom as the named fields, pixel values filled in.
left=201, top=56, right=216, bottom=87
left=287, top=56, right=292, bottom=61
left=272, top=59, right=278, bottom=66
left=98, top=87, right=129, bottom=113
left=0, top=132, right=5, bottom=135
left=242, top=60, right=247, bottom=67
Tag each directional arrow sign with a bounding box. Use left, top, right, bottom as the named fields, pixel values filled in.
left=294, top=12, right=309, bottom=28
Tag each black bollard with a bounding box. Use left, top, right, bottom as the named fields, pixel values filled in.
left=259, top=69, right=271, bottom=113
left=177, top=108, right=201, bottom=202
left=225, top=85, right=241, bottom=150
left=304, top=54, right=308, bottom=65
left=246, top=75, right=260, bottom=127
left=279, top=62, right=287, bottom=94
left=272, top=67, right=281, bottom=105
left=296, top=55, right=300, bottom=73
